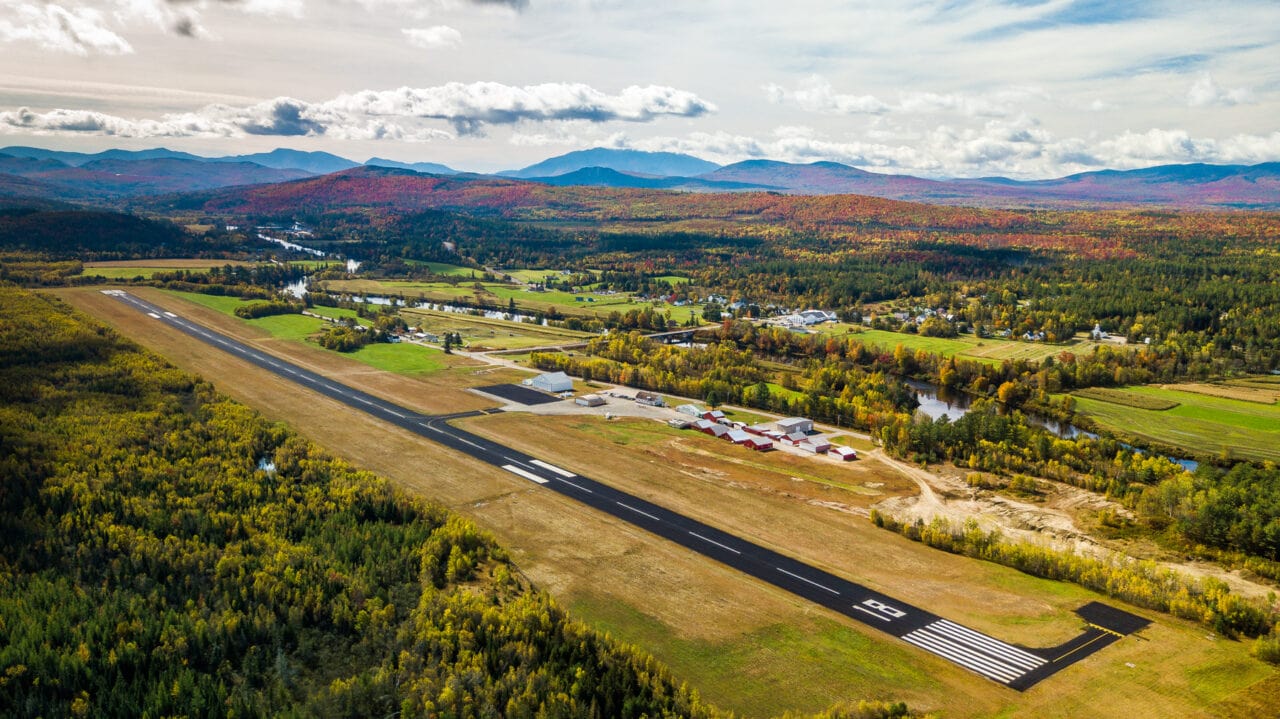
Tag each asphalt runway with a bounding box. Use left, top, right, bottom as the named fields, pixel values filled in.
left=105, top=290, right=1149, bottom=691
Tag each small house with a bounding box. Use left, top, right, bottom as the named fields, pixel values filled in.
left=692, top=419, right=716, bottom=432
left=831, top=446, right=858, bottom=461
left=635, top=391, right=665, bottom=407
left=531, top=371, right=574, bottom=393
left=775, top=417, right=813, bottom=435
left=745, top=423, right=774, bottom=436
left=703, top=410, right=727, bottom=423
left=780, top=432, right=809, bottom=446
left=575, top=394, right=606, bottom=407
left=706, top=424, right=731, bottom=439
left=668, top=418, right=693, bottom=429
left=744, top=436, right=774, bottom=451
left=725, top=429, right=753, bottom=444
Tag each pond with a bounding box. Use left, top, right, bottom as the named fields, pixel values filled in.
left=906, top=379, right=1198, bottom=471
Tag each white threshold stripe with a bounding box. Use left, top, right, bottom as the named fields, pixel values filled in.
left=931, top=624, right=1049, bottom=670
left=902, top=633, right=1019, bottom=683
left=502, top=464, right=548, bottom=484
left=777, top=567, right=840, bottom=595
left=931, top=621, right=1045, bottom=669
left=530, top=459, right=575, bottom=477
left=163, top=311, right=177, bottom=317
left=852, top=604, right=892, bottom=622
left=688, top=531, right=741, bottom=554
left=616, top=502, right=662, bottom=522
left=926, top=629, right=1041, bottom=673
left=913, top=628, right=1029, bottom=679
left=147, top=312, right=161, bottom=318
left=906, top=630, right=1022, bottom=682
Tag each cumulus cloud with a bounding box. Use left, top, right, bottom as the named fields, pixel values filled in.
left=0, top=2, right=132, bottom=55
left=1187, top=74, right=1253, bottom=107
left=766, top=77, right=1042, bottom=119
left=610, top=122, right=1280, bottom=179
left=0, top=81, right=715, bottom=140
left=326, top=82, right=715, bottom=134
left=765, top=77, right=888, bottom=115
left=403, top=25, right=462, bottom=48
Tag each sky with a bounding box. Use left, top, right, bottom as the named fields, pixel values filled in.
left=0, top=0, right=1278, bottom=178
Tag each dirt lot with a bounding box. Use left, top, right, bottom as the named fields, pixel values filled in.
left=56, top=285, right=1279, bottom=719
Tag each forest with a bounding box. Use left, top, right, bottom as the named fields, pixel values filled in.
left=0, top=285, right=921, bottom=718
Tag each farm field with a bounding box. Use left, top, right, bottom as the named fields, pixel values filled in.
left=159, top=290, right=456, bottom=376
left=51, top=285, right=1280, bottom=719
left=821, top=326, right=1107, bottom=364
left=80, top=258, right=254, bottom=278
left=400, top=307, right=595, bottom=350
left=1068, top=385, right=1280, bottom=463
left=318, top=277, right=706, bottom=324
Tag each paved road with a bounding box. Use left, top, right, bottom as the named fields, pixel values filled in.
left=105, top=290, right=1143, bottom=691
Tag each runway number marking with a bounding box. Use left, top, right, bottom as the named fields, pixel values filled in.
left=853, top=599, right=907, bottom=622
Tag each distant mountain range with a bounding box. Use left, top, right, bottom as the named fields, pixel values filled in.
left=500, top=148, right=720, bottom=179
left=0, top=143, right=1277, bottom=209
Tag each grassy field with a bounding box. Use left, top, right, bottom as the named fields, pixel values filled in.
left=80, top=258, right=256, bottom=279
left=1072, top=387, right=1180, bottom=410
left=400, top=307, right=595, bottom=350
left=456, top=412, right=1277, bottom=718
left=1069, top=385, right=1280, bottom=462
left=57, top=285, right=1280, bottom=719
left=822, top=326, right=1107, bottom=364
left=318, top=278, right=707, bottom=325
left=408, top=260, right=482, bottom=277
left=1170, top=381, right=1280, bottom=404
left=160, top=290, right=462, bottom=376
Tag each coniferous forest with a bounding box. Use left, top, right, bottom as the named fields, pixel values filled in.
left=0, top=284, right=924, bottom=718
left=0, top=286, right=724, bottom=718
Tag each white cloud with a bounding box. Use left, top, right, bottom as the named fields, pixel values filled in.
left=326, top=82, right=715, bottom=133
left=764, top=76, right=888, bottom=115
left=609, top=122, right=1280, bottom=179
left=1187, top=74, right=1253, bottom=107
left=765, top=77, right=1047, bottom=119
left=0, top=3, right=132, bottom=55
left=0, top=81, right=715, bottom=140
left=403, top=25, right=462, bottom=48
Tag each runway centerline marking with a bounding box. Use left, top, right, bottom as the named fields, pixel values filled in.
left=777, top=567, right=840, bottom=595
left=689, top=531, right=741, bottom=555
left=616, top=502, right=661, bottom=522
left=555, top=478, right=594, bottom=493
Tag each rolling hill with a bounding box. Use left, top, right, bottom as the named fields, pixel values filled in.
left=501, top=147, right=721, bottom=179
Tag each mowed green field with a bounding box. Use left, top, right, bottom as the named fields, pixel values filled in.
left=826, top=327, right=1106, bottom=364
left=1069, top=385, right=1280, bottom=462
left=161, top=290, right=452, bottom=375
left=319, top=278, right=706, bottom=324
